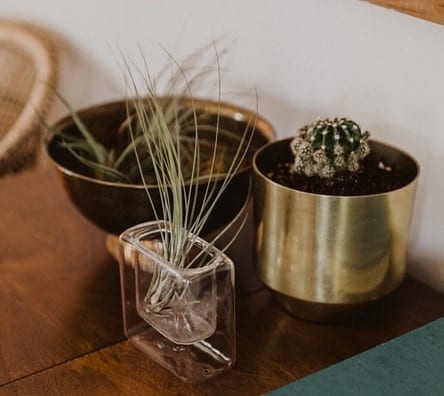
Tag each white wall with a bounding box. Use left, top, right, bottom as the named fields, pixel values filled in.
left=3, top=0, right=444, bottom=291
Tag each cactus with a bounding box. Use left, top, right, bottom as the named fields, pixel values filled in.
left=290, top=117, right=371, bottom=178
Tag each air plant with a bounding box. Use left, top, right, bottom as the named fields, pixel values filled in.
left=122, top=45, right=257, bottom=313
left=45, top=90, right=140, bottom=183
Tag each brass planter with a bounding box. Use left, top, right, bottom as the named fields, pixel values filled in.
left=46, top=97, right=275, bottom=235
left=253, top=138, right=419, bottom=322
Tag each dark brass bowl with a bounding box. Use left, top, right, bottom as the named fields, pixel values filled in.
left=46, top=97, right=275, bottom=235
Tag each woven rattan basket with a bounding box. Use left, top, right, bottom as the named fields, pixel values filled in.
left=0, top=20, right=57, bottom=175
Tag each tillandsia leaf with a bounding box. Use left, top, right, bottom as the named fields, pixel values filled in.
left=35, top=110, right=60, bottom=136
left=159, top=43, right=229, bottom=241
left=64, top=144, right=132, bottom=183
left=186, top=175, right=253, bottom=270
left=125, top=64, right=184, bottom=266
left=189, top=116, right=256, bottom=239
left=114, top=134, right=148, bottom=169
left=159, top=40, right=227, bottom=100
left=188, top=91, right=258, bottom=239
left=51, top=89, right=108, bottom=165
left=180, top=125, right=251, bottom=175
left=184, top=42, right=222, bottom=238
left=138, top=58, right=194, bottom=251
left=126, top=156, right=154, bottom=182
left=61, top=140, right=97, bottom=158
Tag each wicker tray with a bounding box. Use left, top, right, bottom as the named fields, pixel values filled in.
left=0, top=20, right=57, bottom=175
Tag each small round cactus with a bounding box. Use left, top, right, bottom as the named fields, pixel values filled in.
left=290, top=117, right=370, bottom=178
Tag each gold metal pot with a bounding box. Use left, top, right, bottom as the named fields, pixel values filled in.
left=253, top=138, right=419, bottom=322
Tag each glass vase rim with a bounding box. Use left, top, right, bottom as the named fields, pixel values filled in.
left=119, top=220, right=233, bottom=279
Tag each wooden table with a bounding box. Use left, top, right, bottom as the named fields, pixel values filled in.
left=1, top=159, right=444, bottom=396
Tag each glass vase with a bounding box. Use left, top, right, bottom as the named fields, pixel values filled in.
left=118, top=221, right=236, bottom=383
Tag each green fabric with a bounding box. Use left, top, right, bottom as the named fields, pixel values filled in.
left=268, top=317, right=444, bottom=396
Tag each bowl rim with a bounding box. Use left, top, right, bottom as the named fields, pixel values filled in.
left=45, top=96, right=276, bottom=189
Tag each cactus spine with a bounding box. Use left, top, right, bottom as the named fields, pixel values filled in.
left=290, top=117, right=370, bottom=178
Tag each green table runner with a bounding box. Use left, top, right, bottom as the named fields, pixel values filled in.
left=268, top=317, right=444, bottom=396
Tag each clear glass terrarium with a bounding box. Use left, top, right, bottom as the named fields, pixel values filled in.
left=118, top=221, right=236, bottom=383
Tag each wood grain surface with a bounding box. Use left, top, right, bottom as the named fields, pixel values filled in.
left=369, top=0, right=444, bottom=25
left=0, top=163, right=123, bottom=385
left=1, top=161, right=444, bottom=395
left=1, top=278, right=444, bottom=396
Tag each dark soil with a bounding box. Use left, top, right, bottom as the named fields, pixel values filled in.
left=267, top=153, right=410, bottom=196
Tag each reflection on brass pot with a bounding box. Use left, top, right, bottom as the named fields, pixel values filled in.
left=253, top=138, right=419, bottom=322
left=46, top=97, right=275, bottom=235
